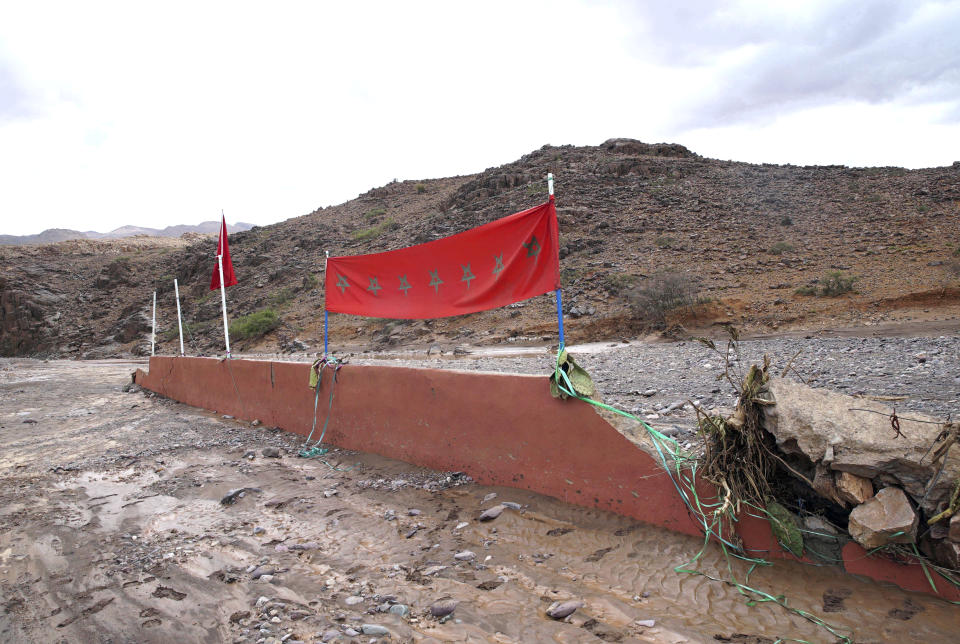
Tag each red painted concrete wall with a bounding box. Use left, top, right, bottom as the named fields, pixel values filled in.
left=135, top=356, right=959, bottom=602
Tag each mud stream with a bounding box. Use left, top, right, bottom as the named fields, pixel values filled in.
left=1, top=359, right=957, bottom=643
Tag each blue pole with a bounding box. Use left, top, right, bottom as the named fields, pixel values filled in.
left=554, top=288, right=565, bottom=348
left=323, top=309, right=329, bottom=356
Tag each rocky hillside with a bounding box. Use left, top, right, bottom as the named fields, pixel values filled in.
left=2, top=139, right=958, bottom=358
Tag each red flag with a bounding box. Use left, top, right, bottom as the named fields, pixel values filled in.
left=210, top=215, right=238, bottom=290
left=325, top=199, right=560, bottom=319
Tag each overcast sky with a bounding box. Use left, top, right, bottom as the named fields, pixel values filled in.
left=1, top=0, right=958, bottom=235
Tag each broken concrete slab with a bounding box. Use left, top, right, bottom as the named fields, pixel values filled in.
left=760, top=377, right=958, bottom=511
left=848, top=487, right=918, bottom=549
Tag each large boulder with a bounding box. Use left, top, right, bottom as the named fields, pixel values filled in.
left=848, top=487, right=918, bottom=549
left=760, top=377, right=959, bottom=512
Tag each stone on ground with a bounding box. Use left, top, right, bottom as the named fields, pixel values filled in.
left=847, top=487, right=918, bottom=549
left=835, top=471, right=874, bottom=506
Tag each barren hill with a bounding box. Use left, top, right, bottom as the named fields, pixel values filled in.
left=2, top=139, right=958, bottom=358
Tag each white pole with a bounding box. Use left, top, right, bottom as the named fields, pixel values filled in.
left=218, top=253, right=231, bottom=359
left=174, top=278, right=185, bottom=357
left=547, top=172, right=554, bottom=197
left=151, top=290, right=156, bottom=356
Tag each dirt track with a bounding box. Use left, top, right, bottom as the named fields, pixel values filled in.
left=1, top=359, right=958, bottom=643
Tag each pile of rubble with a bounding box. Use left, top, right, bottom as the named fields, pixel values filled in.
left=759, top=377, right=959, bottom=570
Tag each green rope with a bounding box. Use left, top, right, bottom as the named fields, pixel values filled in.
left=299, top=356, right=342, bottom=459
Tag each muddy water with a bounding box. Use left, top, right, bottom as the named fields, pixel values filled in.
left=1, top=359, right=958, bottom=643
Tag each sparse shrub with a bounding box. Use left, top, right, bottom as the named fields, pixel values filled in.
left=301, top=273, right=319, bottom=290
left=415, top=183, right=426, bottom=193
left=819, top=270, right=857, bottom=296
left=655, top=235, right=676, bottom=249
left=769, top=241, right=794, bottom=255
left=626, top=272, right=699, bottom=325
left=945, top=259, right=960, bottom=277
left=794, top=284, right=818, bottom=296
left=363, top=207, right=387, bottom=221
left=230, top=309, right=280, bottom=340
left=352, top=217, right=397, bottom=241
left=602, top=273, right=641, bottom=295
left=780, top=216, right=793, bottom=226
left=270, top=287, right=296, bottom=307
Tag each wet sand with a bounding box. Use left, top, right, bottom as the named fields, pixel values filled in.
left=1, top=359, right=957, bottom=643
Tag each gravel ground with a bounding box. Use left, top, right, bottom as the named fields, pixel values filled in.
left=345, top=335, right=960, bottom=440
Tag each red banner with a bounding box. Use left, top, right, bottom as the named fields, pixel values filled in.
left=325, top=199, right=560, bottom=319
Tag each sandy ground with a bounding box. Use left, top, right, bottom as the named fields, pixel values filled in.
left=1, top=359, right=959, bottom=644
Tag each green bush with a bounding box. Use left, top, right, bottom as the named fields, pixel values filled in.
left=363, top=207, right=387, bottom=221
left=780, top=216, right=793, bottom=226
left=626, top=272, right=700, bottom=325
left=769, top=241, right=794, bottom=255
left=352, top=217, right=397, bottom=241
left=270, top=287, right=296, bottom=306
left=819, top=271, right=857, bottom=296
left=415, top=183, right=426, bottom=193
left=795, top=271, right=857, bottom=297
left=230, top=309, right=280, bottom=340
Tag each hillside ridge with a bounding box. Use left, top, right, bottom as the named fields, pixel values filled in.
left=1, top=139, right=958, bottom=358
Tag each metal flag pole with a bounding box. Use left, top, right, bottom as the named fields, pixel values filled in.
left=151, top=290, right=157, bottom=356
left=218, top=252, right=231, bottom=359
left=549, top=172, right=566, bottom=348
left=174, top=278, right=185, bottom=357
left=323, top=250, right=329, bottom=356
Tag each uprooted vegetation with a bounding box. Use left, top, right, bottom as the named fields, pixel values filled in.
left=692, top=327, right=959, bottom=586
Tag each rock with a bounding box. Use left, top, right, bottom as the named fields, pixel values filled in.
left=388, top=604, right=410, bottom=617
left=479, top=505, right=504, bottom=521
left=848, top=487, right=918, bottom=549
left=255, top=596, right=271, bottom=608
left=454, top=550, right=476, bottom=561
left=642, top=389, right=658, bottom=397
left=344, top=595, right=363, bottom=606
left=320, top=630, right=339, bottom=642
left=343, top=627, right=359, bottom=637
left=546, top=600, right=583, bottom=619
left=251, top=565, right=276, bottom=580
left=933, top=539, right=960, bottom=569
left=361, top=624, right=390, bottom=636
left=262, top=447, right=281, bottom=458
left=501, top=501, right=522, bottom=510
left=950, top=514, right=960, bottom=542
left=230, top=610, right=250, bottom=623
left=482, top=492, right=497, bottom=503
left=243, top=450, right=256, bottom=459
left=802, top=515, right=844, bottom=562
left=220, top=487, right=262, bottom=505
left=835, top=471, right=874, bottom=506
left=422, top=565, right=447, bottom=576
left=407, top=509, right=421, bottom=516
left=430, top=599, right=457, bottom=618
left=635, top=619, right=656, bottom=627
left=761, top=378, right=959, bottom=511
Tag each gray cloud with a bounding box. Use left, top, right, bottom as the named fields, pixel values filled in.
left=616, top=0, right=960, bottom=128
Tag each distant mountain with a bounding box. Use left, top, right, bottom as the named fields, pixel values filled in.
left=0, top=221, right=254, bottom=245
